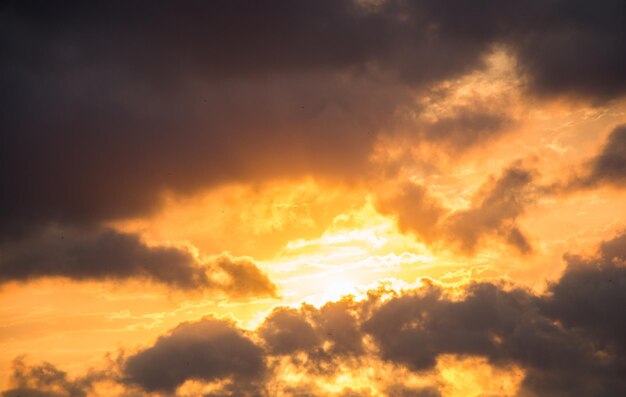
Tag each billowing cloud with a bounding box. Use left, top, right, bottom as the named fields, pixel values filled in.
left=0, top=226, right=277, bottom=296
left=123, top=317, right=265, bottom=393
left=361, top=232, right=626, bottom=396
left=259, top=307, right=321, bottom=356
left=1, top=0, right=624, bottom=239
left=259, top=299, right=364, bottom=360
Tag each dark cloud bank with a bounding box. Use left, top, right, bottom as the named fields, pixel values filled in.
left=1, top=0, right=624, bottom=286
left=1, top=0, right=625, bottom=237
left=0, top=226, right=277, bottom=296
left=5, top=232, right=626, bottom=396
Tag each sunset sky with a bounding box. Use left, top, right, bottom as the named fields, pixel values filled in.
left=1, top=1, right=626, bottom=396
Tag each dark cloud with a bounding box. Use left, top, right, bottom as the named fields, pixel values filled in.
left=377, top=164, right=537, bottom=253
left=0, top=226, right=277, bottom=296
left=510, top=0, right=626, bottom=101
left=575, top=125, right=626, bottom=189
left=123, top=317, right=265, bottom=393
left=259, top=231, right=626, bottom=396
left=259, top=307, right=321, bottom=356
left=1, top=357, right=107, bottom=397
left=259, top=298, right=364, bottom=362
left=213, top=255, right=278, bottom=298
left=541, top=232, right=626, bottom=354
left=385, top=385, right=442, bottom=397
left=445, top=164, right=536, bottom=254
left=1, top=0, right=624, bottom=239
left=4, top=232, right=626, bottom=396
left=420, top=106, right=515, bottom=149
left=361, top=232, right=626, bottom=396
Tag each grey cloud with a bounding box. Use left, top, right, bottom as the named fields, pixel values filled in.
left=420, top=106, right=515, bottom=150
left=361, top=232, right=626, bottom=396
left=1, top=357, right=107, bottom=397
left=0, top=226, right=277, bottom=296
left=260, top=232, right=626, bottom=396
left=541, top=232, right=626, bottom=354
left=214, top=255, right=278, bottom=298
left=577, top=125, right=626, bottom=189
left=386, top=385, right=442, bottom=397
left=123, top=317, right=265, bottom=393
left=259, top=307, right=321, bottom=356
left=259, top=299, right=364, bottom=360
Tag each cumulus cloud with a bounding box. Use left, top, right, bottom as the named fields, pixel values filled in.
left=0, top=226, right=277, bottom=296
left=360, top=232, right=626, bottom=396
left=123, top=318, right=265, bottom=393
left=258, top=307, right=321, bottom=356
left=259, top=299, right=364, bottom=362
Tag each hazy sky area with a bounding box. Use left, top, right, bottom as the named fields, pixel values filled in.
left=1, top=1, right=626, bottom=396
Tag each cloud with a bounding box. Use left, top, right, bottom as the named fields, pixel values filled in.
left=263, top=231, right=626, bottom=396
left=376, top=183, right=445, bottom=243
left=444, top=164, right=536, bottom=254
left=0, top=226, right=277, bottom=296
left=376, top=163, right=537, bottom=253
left=123, top=317, right=265, bottom=393
left=541, top=231, right=626, bottom=354
left=419, top=105, right=516, bottom=150
left=1, top=357, right=108, bottom=397
left=361, top=232, right=626, bottom=396
left=4, top=232, right=626, bottom=396
left=509, top=0, right=626, bottom=101
left=571, top=124, right=626, bottom=189
left=385, top=385, right=442, bottom=397
left=258, top=307, right=321, bottom=356
left=1, top=0, right=624, bottom=239
left=259, top=299, right=364, bottom=359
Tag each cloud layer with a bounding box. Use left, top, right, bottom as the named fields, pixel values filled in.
left=4, top=232, right=625, bottom=396
left=2, top=0, right=625, bottom=238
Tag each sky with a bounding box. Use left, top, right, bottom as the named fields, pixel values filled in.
left=1, top=1, right=625, bottom=396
